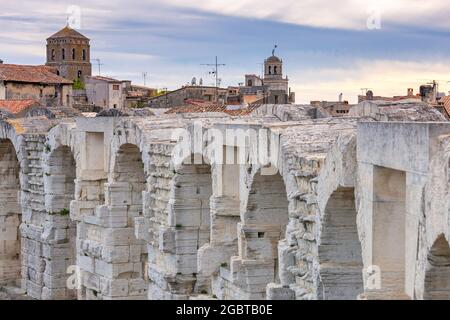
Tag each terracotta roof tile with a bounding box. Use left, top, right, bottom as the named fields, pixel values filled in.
left=87, top=75, right=122, bottom=83
left=47, top=26, right=89, bottom=40
left=441, top=96, right=450, bottom=118
left=0, top=100, right=40, bottom=114
left=165, top=99, right=260, bottom=116
left=0, top=64, right=73, bottom=84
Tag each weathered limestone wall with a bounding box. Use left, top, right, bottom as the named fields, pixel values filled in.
left=70, top=117, right=149, bottom=300
left=0, top=138, right=21, bottom=286
left=0, top=120, right=62, bottom=299
left=1, top=104, right=450, bottom=300
left=356, top=122, right=450, bottom=299
left=41, top=122, right=81, bottom=299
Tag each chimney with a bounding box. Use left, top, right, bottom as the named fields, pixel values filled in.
left=407, top=88, right=413, bottom=96
left=339, top=93, right=343, bottom=103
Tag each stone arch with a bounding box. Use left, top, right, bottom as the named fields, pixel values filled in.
left=423, top=234, right=450, bottom=300
left=415, top=134, right=450, bottom=300
left=171, top=153, right=213, bottom=294
left=0, top=122, right=28, bottom=294
left=42, top=145, right=77, bottom=299
left=237, top=170, right=290, bottom=298
left=0, top=138, right=22, bottom=287
left=108, top=142, right=149, bottom=298
left=318, top=187, right=363, bottom=300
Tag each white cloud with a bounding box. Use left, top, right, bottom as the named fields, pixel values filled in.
left=162, top=0, right=450, bottom=31
left=1, top=0, right=450, bottom=32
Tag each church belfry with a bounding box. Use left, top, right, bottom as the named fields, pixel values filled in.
left=262, top=46, right=289, bottom=102
left=264, top=45, right=283, bottom=79
left=264, top=55, right=283, bottom=79
left=46, top=25, right=92, bottom=81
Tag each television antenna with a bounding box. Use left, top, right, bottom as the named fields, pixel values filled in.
left=142, top=72, right=148, bottom=86
left=92, top=58, right=103, bottom=76
left=257, top=63, right=264, bottom=78
left=201, top=56, right=225, bottom=102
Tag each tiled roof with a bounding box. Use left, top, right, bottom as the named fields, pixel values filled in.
left=0, top=64, right=73, bottom=84
left=48, top=26, right=89, bottom=40
left=440, top=96, right=450, bottom=118
left=0, top=100, right=40, bottom=114
left=165, top=99, right=225, bottom=114
left=87, top=75, right=122, bottom=83
left=165, top=99, right=260, bottom=116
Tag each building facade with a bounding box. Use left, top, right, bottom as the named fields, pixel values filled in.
left=148, top=86, right=227, bottom=108
left=85, top=76, right=126, bottom=109
left=0, top=63, right=73, bottom=107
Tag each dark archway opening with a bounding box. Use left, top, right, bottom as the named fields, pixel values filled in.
left=424, top=235, right=450, bottom=300
left=0, top=139, right=22, bottom=288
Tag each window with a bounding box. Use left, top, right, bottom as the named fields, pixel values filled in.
left=72, top=48, right=76, bottom=60
left=268, top=66, right=272, bottom=75
left=56, top=70, right=60, bottom=76
left=77, top=70, right=82, bottom=78
left=51, top=49, right=55, bottom=61
left=248, top=79, right=253, bottom=87
left=82, top=49, right=86, bottom=61
left=274, top=95, right=279, bottom=104
left=113, top=84, right=120, bottom=90
left=274, top=66, right=278, bottom=74
left=62, top=48, right=65, bottom=60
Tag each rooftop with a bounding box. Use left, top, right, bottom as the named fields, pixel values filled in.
left=86, top=75, right=122, bottom=83
left=0, top=64, right=73, bottom=84
left=47, top=26, right=89, bottom=40
left=265, top=55, right=282, bottom=63
left=0, top=99, right=40, bottom=114
left=165, top=99, right=259, bottom=116
left=440, top=96, right=450, bottom=118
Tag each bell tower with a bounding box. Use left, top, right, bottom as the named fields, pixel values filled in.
left=46, top=25, right=92, bottom=81
left=263, top=47, right=288, bottom=93
left=262, top=45, right=293, bottom=103
left=264, top=45, right=283, bottom=80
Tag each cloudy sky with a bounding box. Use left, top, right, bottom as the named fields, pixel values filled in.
left=2, top=0, right=450, bottom=103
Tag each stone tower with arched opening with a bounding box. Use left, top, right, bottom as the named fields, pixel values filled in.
left=46, top=25, right=92, bottom=81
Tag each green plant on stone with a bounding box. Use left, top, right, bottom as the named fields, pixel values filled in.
left=50, top=208, right=70, bottom=216
left=72, top=78, right=85, bottom=90
left=59, top=208, right=70, bottom=216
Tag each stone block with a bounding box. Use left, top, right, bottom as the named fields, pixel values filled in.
left=104, top=182, right=131, bottom=206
